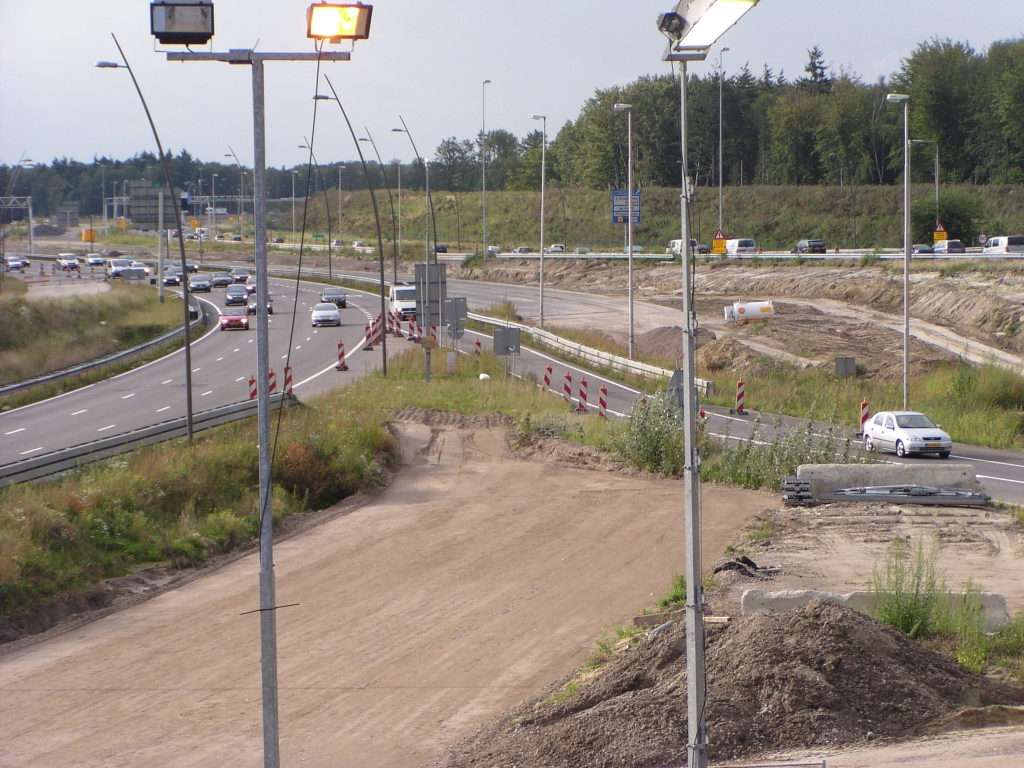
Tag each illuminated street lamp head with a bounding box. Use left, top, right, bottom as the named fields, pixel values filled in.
left=307, top=3, right=373, bottom=43
left=661, top=0, right=760, bottom=52
left=150, top=1, right=214, bottom=46
left=886, top=93, right=910, bottom=103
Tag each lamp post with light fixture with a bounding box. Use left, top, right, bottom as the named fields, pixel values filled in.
left=887, top=92, right=911, bottom=410
left=532, top=113, right=546, bottom=327
left=145, top=5, right=373, bottom=766
left=482, top=78, right=491, bottom=257
left=358, top=130, right=399, bottom=281
left=225, top=148, right=245, bottom=238
left=659, top=3, right=762, bottom=766
left=298, top=141, right=334, bottom=281
left=613, top=102, right=634, bottom=359
left=718, top=46, right=729, bottom=232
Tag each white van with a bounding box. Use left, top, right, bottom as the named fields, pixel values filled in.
left=105, top=258, right=132, bottom=278
left=726, top=238, right=757, bottom=255
left=982, top=236, right=1024, bottom=255
left=388, top=283, right=417, bottom=320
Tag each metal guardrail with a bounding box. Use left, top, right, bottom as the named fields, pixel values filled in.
left=467, top=311, right=714, bottom=396
left=0, top=295, right=206, bottom=399
left=0, top=393, right=298, bottom=488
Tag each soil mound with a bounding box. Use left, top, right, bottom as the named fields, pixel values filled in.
left=424, top=600, right=1024, bottom=768
left=635, top=326, right=715, bottom=363
left=697, top=337, right=775, bottom=375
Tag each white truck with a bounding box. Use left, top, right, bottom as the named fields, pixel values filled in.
left=388, top=283, right=417, bottom=320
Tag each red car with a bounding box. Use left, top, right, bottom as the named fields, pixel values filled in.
left=219, top=307, right=250, bottom=331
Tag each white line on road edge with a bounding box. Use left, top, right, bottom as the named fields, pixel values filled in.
left=5, top=428, right=26, bottom=435
left=977, top=474, right=1024, bottom=486
left=952, top=455, right=1024, bottom=469
left=19, top=447, right=44, bottom=456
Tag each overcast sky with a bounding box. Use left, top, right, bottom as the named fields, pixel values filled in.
left=2, top=1, right=1022, bottom=170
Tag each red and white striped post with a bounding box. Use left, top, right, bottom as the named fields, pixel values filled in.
left=336, top=340, right=349, bottom=371
left=407, top=319, right=417, bottom=341
left=249, top=375, right=257, bottom=400
left=543, top=364, right=553, bottom=392
left=364, top=322, right=374, bottom=350
left=734, top=378, right=746, bottom=415
left=578, top=377, right=588, bottom=413
left=417, top=321, right=424, bottom=341
left=373, top=314, right=383, bottom=345
left=283, top=366, right=293, bottom=395
left=268, top=369, right=277, bottom=394
left=474, top=338, right=482, bottom=356
left=858, top=400, right=870, bottom=436
left=563, top=372, right=572, bottom=404
left=598, top=385, right=608, bottom=419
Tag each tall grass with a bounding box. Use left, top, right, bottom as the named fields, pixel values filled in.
left=0, top=282, right=182, bottom=385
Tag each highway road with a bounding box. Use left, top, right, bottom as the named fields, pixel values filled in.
left=3, top=269, right=1024, bottom=503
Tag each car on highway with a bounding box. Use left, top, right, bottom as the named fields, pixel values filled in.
left=246, top=293, right=273, bottom=314
left=4, top=255, right=29, bottom=270
left=486, top=245, right=501, bottom=255
left=863, top=410, right=952, bottom=459
left=271, top=237, right=285, bottom=243
left=105, top=258, right=132, bottom=278
left=623, top=245, right=646, bottom=254
left=85, top=253, right=105, bottom=266
left=351, top=240, right=366, bottom=248
left=225, top=284, right=248, bottom=305
left=331, top=239, right=343, bottom=247
left=219, top=307, right=250, bottom=331
left=162, top=269, right=181, bottom=286
left=130, top=261, right=151, bottom=276
left=245, top=275, right=258, bottom=294
left=511, top=246, right=532, bottom=254
left=320, top=286, right=347, bottom=307
left=573, top=247, right=592, bottom=255
left=911, top=244, right=934, bottom=254
left=214, top=234, right=226, bottom=241
left=185, top=260, right=199, bottom=273
left=230, top=267, right=250, bottom=283
left=56, top=253, right=80, bottom=270
left=434, top=243, right=448, bottom=254
left=188, top=274, right=212, bottom=293
left=983, top=235, right=1024, bottom=255
left=211, top=271, right=233, bottom=287
left=725, top=238, right=757, bottom=255
left=792, top=238, right=826, bottom=254
left=546, top=244, right=566, bottom=253
left=932, top=239, right=966, bottom=254
left=311, top=302, right=341, bottom=327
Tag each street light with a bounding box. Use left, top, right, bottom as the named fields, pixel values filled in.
left=211, top=172, right=218, bottom=237
left=887, top=92, right=911, bottom=410
left=718, top=46, right=729, bottom=233
left=660, top=3, right=761, bottom=767
left=225, top=148, right=245, bottom=238
left=298, top=141, right=334, bottom=280
left=613, top=103, right=635, bottom=359
left=911, top=139, right=940, bottom=224
left=532, top=114, right=547, bottom=328
left=391, top=121, right=436, bottom=263
left=291, top=170, right=299, bottom=243
left=482, top=79, right=491, bottom=258
left=358, top=131, right=400, bottom=281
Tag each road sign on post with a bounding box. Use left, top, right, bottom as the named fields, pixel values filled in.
left=933, top=221, right=947, bottom=243
left=712, top=228, right=726, bottom=256
left=611, top=189, right=641, bottom=225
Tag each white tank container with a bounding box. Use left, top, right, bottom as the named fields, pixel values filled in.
left=725, top=300, right=775, bottom=324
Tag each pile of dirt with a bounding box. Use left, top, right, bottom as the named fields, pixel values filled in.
left=634, top=325, right=716, bottom=363
left=424, top=600, right=1024, bottom=768
left=697, top=336, right=777, bottom=375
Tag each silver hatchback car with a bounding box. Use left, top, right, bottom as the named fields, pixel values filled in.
left=863, top=411, right=952, bottom=458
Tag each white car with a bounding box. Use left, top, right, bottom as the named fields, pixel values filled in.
left=56, top=253, right=80, bottom=270
left=311, top=302, right=341, bottom=327
left=86, top=253, right=105, bottom=266
left=547, top=244, right=566, bottom=253
left=130, top=261, right=151, bottom=275
left=863, top=411, right=952, bottom=459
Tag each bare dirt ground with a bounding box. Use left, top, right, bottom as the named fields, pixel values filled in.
left=0, top=416, right=771, bottom=768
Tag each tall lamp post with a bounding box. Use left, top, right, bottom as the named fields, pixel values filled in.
left=532, top=113, right=547, bottom=327
left=392, top=120, right=436, bottom=262
left=887, top=92, right=911, bottom=410
left=718, top=46, right=729, bottom=233
left=225, top=147, right=245, bottom=238
left=911, top=139, right=940, bottom=224
left=298, top=142, right=334, bottom=280
left=150, top=5, right=372, bottom=766
left=659, top=3, right=761, bottom=767
left=291, top=170, right=299, bottom=244
left=482, top=78, right=491, bottom=257
left=359, top=131, right=399, bottom=281
left=613, top=103, right=635, bottom=359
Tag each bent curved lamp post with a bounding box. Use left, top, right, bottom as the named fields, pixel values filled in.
left=660, top=4, right=761, bottom=768
left=149, top=3, right=372, bottom=766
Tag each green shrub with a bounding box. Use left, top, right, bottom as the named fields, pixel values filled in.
left=617, top=393, right=685, bottom=475
left=658, top=573, right=687, bottom=607
left=872, top=537, right=945, bottom=638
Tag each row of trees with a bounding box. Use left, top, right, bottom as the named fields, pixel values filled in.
left=3, top=37, right=1022, bottom=220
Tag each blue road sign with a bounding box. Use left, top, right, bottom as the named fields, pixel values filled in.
left=611, top=189, right=641, bottom=225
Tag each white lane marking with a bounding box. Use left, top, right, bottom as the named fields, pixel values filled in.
left=282, top=354, right=288, bottom=359
left=71, top=409, right=87, bottom=416
left=192, top=367, right=201, bottom=372
left=249, top=339, right=254, bottom=343
left=201, top=390, right=213, bottom=397
left=162, top=379, right=173, bottom=384
left=157, top=406, right=171, bottom=413
left=20, top=447, right=44, bottom=456
left=977, top=474, right=1024, bottom=486
left=234, top=348, right=240, bottom=352
left=5, top=428, right=26, bottom=435
left=235, top=376, right=246, bottom=382
left=216, top=357, right=224, bottom=362
left=121, top=393, right=135, bottom=400
left=295, top=345, right=302, bottom=350
left=306, top=337, right=311, bottom=341
left=97, top=424, right=117, bottom=432
left=952, top=455, right=1024, bottom=469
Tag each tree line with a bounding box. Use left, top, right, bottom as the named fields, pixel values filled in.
left=3, top=36, right=1022, bottom=221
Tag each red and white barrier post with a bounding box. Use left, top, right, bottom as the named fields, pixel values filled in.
left=733, top=378, right=746, bottom=415
left=598, top=385, right=608, bottom=419
left=563, top=372, right=572, bottom=404
left=578, top=377, right=588, bottom=413
left=858, top=400, right=869, bottom=437
left=543, top=364, right=553, bottom=392
left=407, top=319, right=418, bottom=341
left=268, top=369, right=277, bottom=394
left=336, top=340, right=349, bottom=371
left=474, top=338, right=482, bottom=356
left=364, top=322, right=374, bottom=350
left=283, top=366, right=293, bottom=395
left=249, top=375, right=257, bottom=400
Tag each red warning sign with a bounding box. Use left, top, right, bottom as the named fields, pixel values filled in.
left=933, top=220, right=947, bottom=243
left=712, top=228, right=726, bottom=255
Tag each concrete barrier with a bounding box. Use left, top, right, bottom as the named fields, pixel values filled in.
left=741, top=589, right=1009, bottom=631
left=796, top=462, right=980, bottom=498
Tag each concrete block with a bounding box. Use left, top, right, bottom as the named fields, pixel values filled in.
left=796, top=463, right=980, bottom=498
left=742, top=588, right=1008, bottom=631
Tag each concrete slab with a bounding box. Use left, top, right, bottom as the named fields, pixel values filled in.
left=797, top=462, right=980, bottom=497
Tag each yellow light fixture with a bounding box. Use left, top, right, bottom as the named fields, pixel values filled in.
left=306, top=3, right=373, bottom=42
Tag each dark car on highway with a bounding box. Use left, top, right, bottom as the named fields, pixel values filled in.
left=246, top=293, right=274, bottom=315
left=792, top=238, right=826, bottom=254
left=434, top=243, right=448, bottom=254
left=231, top=267, right=251, bottom=283
left=225, top=284, right=249, bottom=305
left=211, top=271, right=233, bottom=287
left=932, top=239, right=966, bottom=254
left=320, top=286, right=348, bottom=308
left=188, top=274, right=212, bottom=292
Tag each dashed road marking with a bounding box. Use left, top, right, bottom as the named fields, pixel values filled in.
left=20, top=447, right=44, bottom=456
left=97, top=424, right=117, bottom=432
left=122, top=393, right=135, bottom=399
left=162, top=379, right=173, bottom=384
left=5, top=428, right=26, bottom=435
left=201, top=390, right=213, bottom=397
left=157, top=406, right=171, bottom=413
left=71, top=409, right=87, bottom=416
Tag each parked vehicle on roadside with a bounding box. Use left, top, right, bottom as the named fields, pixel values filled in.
left=862, top=410, right=952, bottom=458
